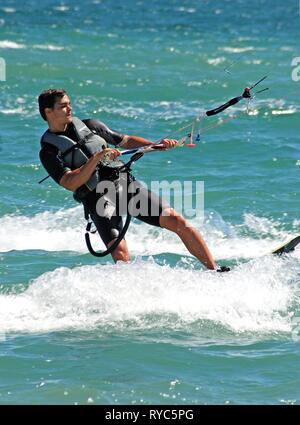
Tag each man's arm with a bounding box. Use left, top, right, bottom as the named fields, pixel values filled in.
left=120, top=135, right=177, bottom=149
left=83, top=118, right=177, bottom=150
left=83, top=119, right=177, bottom=149
left=119, top=135, right=154, bottom=149
left=59, top=148, right=120, bottom=191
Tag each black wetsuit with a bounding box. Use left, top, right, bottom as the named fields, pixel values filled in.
left=39, top=119, right=167, bottom=246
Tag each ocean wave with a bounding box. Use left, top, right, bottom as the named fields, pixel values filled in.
left=32, top=44, right=65, bottom=51
left=0, top=40, right=26, bottom=49
left=0, top=208, right=298, bottom=262
left=0, top=40, right=65, bottom=51
left=0, top=107, right=25, bottom=115
left=207, top=57, right=226, bottom=66
left=0, top=207, right=86, bottom=253
left=0, top=256, right=298, bottom=335
left=1, top=7, right=16, bottom=13
left=220, top=47, right=255, bottom=53
left=53, top=5, right=70, bottom=12
left=272, top=109, right=297, bottom=116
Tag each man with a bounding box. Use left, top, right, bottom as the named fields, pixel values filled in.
left=38, top=88, right=229, bottom=271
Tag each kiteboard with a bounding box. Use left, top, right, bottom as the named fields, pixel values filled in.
left=272, top=235, right=300, bottom=256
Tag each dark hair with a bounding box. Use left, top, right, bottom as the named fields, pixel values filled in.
left=38, top=88, right=67, bottom=121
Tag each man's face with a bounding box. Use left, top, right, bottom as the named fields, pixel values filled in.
left=46, top=95, right=73, bottom=126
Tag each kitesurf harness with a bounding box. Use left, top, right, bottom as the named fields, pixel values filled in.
left=84, top=152, right=144, bottom=257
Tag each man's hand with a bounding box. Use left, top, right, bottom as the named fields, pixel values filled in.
left=160, top=139, right=178, bottom=149
left=60, top=148, right=121, bottom=192
left=96, top=148, right=121, bottom=162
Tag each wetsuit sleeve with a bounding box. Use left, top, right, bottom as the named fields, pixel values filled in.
left=82, top=119, right=124, bottom=147
left=39, top=144, right=71, bottom=184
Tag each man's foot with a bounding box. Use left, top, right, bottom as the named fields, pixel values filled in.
left=216, top=265, right=231, bottom=273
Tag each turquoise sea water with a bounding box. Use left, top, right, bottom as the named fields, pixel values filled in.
left=0, top=0, right=299, bottom=405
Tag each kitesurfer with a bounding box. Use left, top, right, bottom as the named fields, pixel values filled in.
left=38, top=88, right=229, bottom=272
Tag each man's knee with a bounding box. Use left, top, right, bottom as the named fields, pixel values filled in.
left=159, top=208, right=187, bottom=232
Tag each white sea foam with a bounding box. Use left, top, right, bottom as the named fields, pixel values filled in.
left=0, top=40, right=26, bottom=49
left=0, top=107, right=24, bottom=115
left=0, top=256, right=298, bottom=335
left=0, top=41, right=65, bottom=51
left=175, top=7, right=196, bottom=13
left=53, top=5, right=70, bottom=12
left=207, top=57, right=226, bottom=66
left=1, top=7, right=16, bottom=13
left=0, top=207, right=86, bottom=253
left=272, top=109, right=296, bottom=116
left=220, top=46, right=255, bottom=53
left=33, top=44, right=65, bottom=51
left=0, top=209, right=298, bottom=262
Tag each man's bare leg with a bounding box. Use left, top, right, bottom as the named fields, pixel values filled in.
left=107, top=239, right=130, bottom=263
left=159, top=208, right=216, bottom=270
